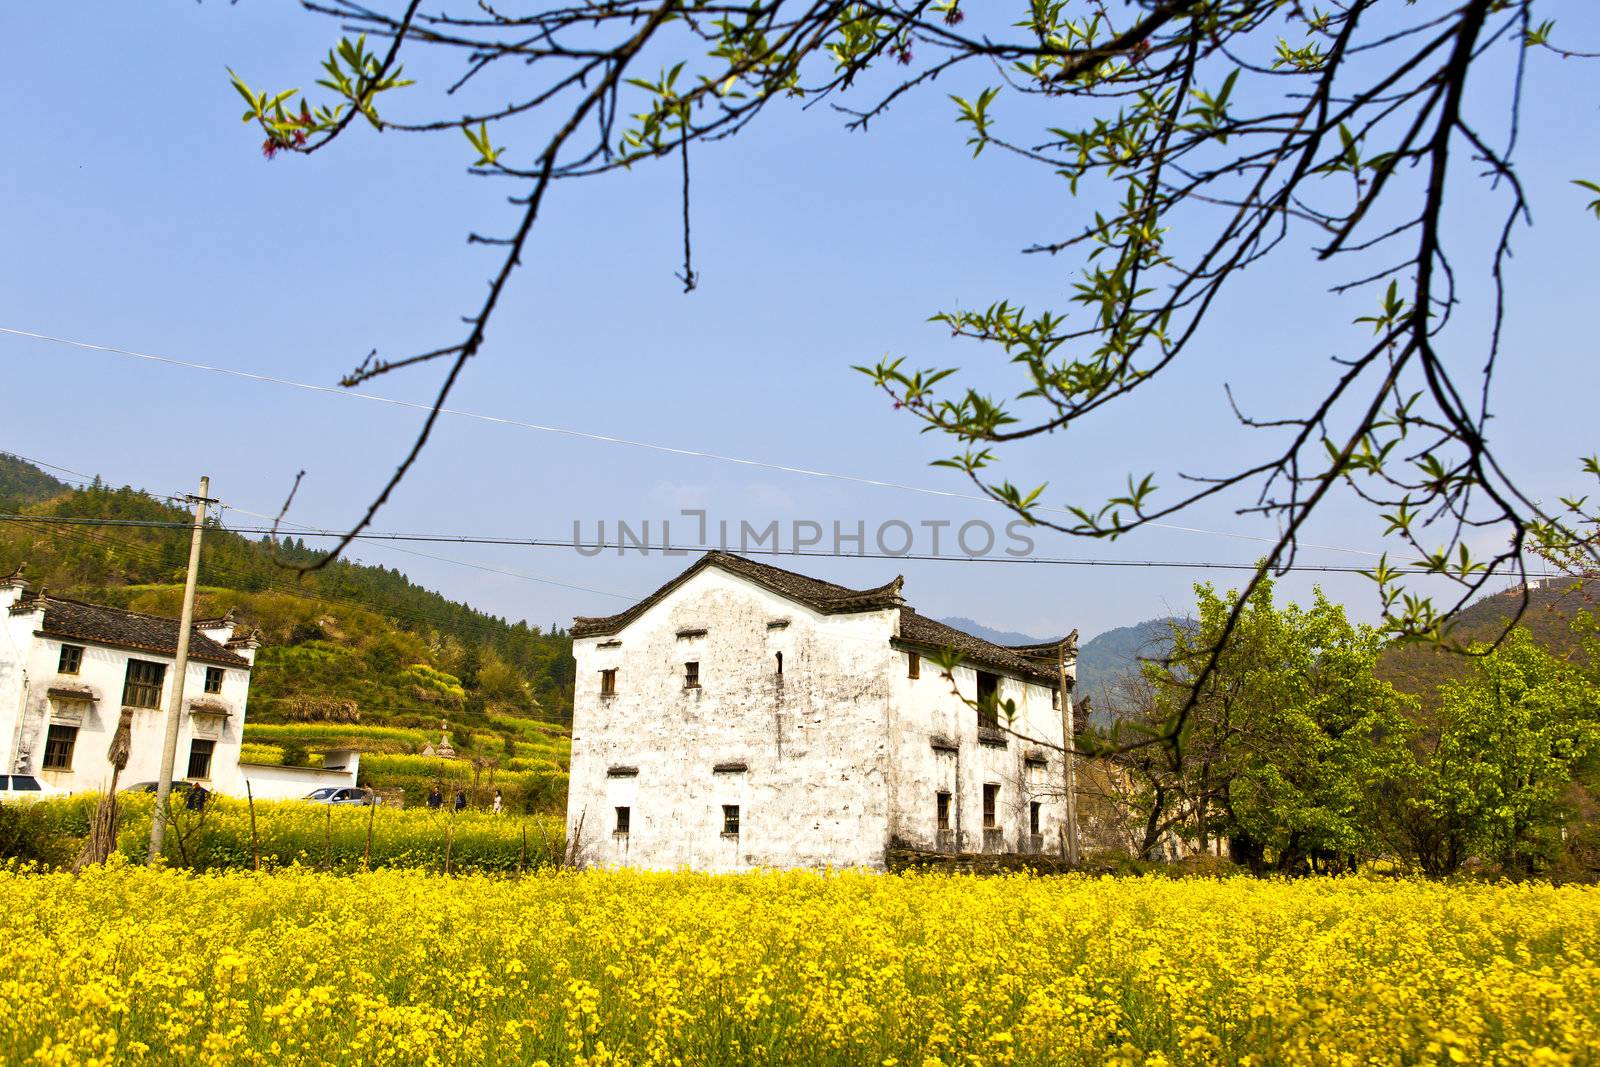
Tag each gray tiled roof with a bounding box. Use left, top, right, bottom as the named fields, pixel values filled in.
left=12, top=595, right=252, bottom=668
left=572, top=551, right=1065, bottom=684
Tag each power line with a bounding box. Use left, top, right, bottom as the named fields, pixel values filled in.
left=0, top=512, right=1554, bottom=577
left=0, top=325, right=1384, bottom=559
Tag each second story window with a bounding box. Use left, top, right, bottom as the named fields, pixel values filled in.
left=615, top=806, right=631, bottom=835
left=936, top=791, right=951, bottom=831
left=204, top=666, right=225, bottom=694
left=722, top=804, right=740, bottom=835
left=976, top=671, right=1000, bottom=729
left=908, top=652, right=920, bottom=679
left=983, top=783, right=999, bottom=829
left=684, top=661, right=700, bottom=689
left=600, top=668, right=617, bottom=696
left=122, top=659, right=166, bottom=709
left=57, top=645, right=84, bottom=675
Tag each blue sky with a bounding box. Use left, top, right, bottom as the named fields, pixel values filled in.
left=1, top=3, right=1596, bottom=640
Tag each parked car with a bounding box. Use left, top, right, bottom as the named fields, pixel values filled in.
left=0, top=774, right=65, bottom=803
left=303, top=786, right=374, bottom=806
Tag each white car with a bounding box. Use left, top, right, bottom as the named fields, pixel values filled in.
left=0, top=773, right=66, bottom=803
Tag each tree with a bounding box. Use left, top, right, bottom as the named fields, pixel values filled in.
left=1370, top=620, right=1600, bottom=875
left=1121, top=578, right=1412, bottom=870
left=228, top=2, right=1599, bottom=745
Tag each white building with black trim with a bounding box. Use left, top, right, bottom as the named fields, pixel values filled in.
left=0, top=568, right=258, bottom=795
left=567, top=552, right=1079, bottom=871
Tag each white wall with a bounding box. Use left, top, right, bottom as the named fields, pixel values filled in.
left=236, top=761, right=357, bottom=801
left=568, top=566, right=900, bottom=872
left=886, top=649, right=1071, bottom=856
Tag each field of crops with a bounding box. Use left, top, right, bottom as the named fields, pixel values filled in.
left=3, top=868, right=1595, bottom=1066
left=14, top=794, right=565, bottom=874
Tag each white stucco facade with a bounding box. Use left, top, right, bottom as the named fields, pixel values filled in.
left=566, top=553, right=1077, bottom=872
left=0, top=573, right=265, bottom=796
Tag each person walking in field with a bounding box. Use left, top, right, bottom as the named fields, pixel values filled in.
left=454, top=790, right=467, bottom=813
left=492, top=790, right=503, bottom=816
left=428, top=786, right=443, bottom=810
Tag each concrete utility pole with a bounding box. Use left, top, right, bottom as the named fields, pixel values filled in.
left=147, top=476, right=213, bottom=864
left=1058, top=635, right=1080, bottom=865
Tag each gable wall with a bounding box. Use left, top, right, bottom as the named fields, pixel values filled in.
left=568, top=566, right=899, bottom=871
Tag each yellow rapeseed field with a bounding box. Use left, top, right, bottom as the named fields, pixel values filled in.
left=1, top=865, right=1595, bottom=1066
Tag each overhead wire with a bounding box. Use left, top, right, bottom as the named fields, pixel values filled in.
left=0, top=325, right=1386, bottom=559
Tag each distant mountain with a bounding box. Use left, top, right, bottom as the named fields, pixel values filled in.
left=938, top=616, right=1053, bottom=647
left=1075, top=618, right=1191, bottom=718
left=939, top=612, right=1190, bottom=723
left=0, top=453, right=74, bottom=509
left=1378, top=578, right=1598, bottom=706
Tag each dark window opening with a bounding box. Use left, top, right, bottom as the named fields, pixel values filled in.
left=1030, top=801, right=1042, bottom=836
left=976, top=671, right=1000, bottom=728
left=908, top=652, right=920, bottom=679
left=615, top=806, right=631, bottom=835
left=982, top=783, right=999, bottom=829
left=600, top=668, right=617, bottom=696
left=685, top=661, right=700, bottom=689
left=936, top=791, right=951, bottom=831
left=187, top=739, right=215, bottom=780
left=204, top=666, right=225, bottom=695
left=42, top=724, right=77, bottom=771
left=722, top=804, right=740, bottom=835
left=58, top=645, right=83, bottom=675
left=774, top=652, right=783, bottom=676
left=123, top=659, right=166, bottom=709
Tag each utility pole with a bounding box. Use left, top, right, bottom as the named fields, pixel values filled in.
left=1058, top=633, right=1080, bottom=865
left=147, top=476, right=213, bottom=864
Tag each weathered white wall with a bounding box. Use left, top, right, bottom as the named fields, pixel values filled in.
left=569, top=567, right=900, bottom=871
left=0, top=588, right=256, bottom=795
left=236, top=760, right=358, bottom=801
left=886, top=649, right=1071, bottom=856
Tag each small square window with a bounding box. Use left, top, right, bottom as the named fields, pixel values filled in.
left=684, top=661, right=700, bottom=689
left=907, top=652, right=920, bottom=679
left=600, top=668, right=617, bottom=696
left=936, top=791, right=951, bottom=831
left=42, top=724, right=77, bottom=771
left=615, top=805, right=631, bottom=835
left=982, top=783, right=999, bottom=829
left=187, top=738, right=215, bottom=780
left=57, top=645, right=83, bottom=675
left=204, top=666, right=225, bottom=695
left=722, top=804, right=740, bottom=835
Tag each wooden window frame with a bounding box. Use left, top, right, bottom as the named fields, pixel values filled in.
left=599, top=668, right=617, bottom=696
left=684, top=661, right=700, bottom=689
left=186, top=738, right=215, bottom=780
left=982, top=783, right=999, bottom=829
left=722, top=803, right=740, bottom=835
left=204, top=666, right=225, bottom=695
left=42, top=724, right=77, bottom=771
left=976, top=671, right=1000, bottom=729
left=57, top=644, right=83, bottom=676
left=122, top=659, right=166, bottom=709
left=936, top=790, right=951, bottom=831
left=907, top=651, right=920, bottom=680
left=614, top=805, right=631, bottom=835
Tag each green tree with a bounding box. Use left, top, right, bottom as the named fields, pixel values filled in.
left=1125, top=579, right=1412, bottom=871
left=1371, top=622, right=1600, bottom=876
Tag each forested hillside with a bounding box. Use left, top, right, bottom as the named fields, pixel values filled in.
left=0, top=454, right=575, bottom=808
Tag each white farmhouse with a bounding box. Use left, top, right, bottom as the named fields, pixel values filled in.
left=567, top=552, right=1078, bottom=871
left=1, top=569, right=259, bottom=795
left=0, top=568, right=363, bottom=801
